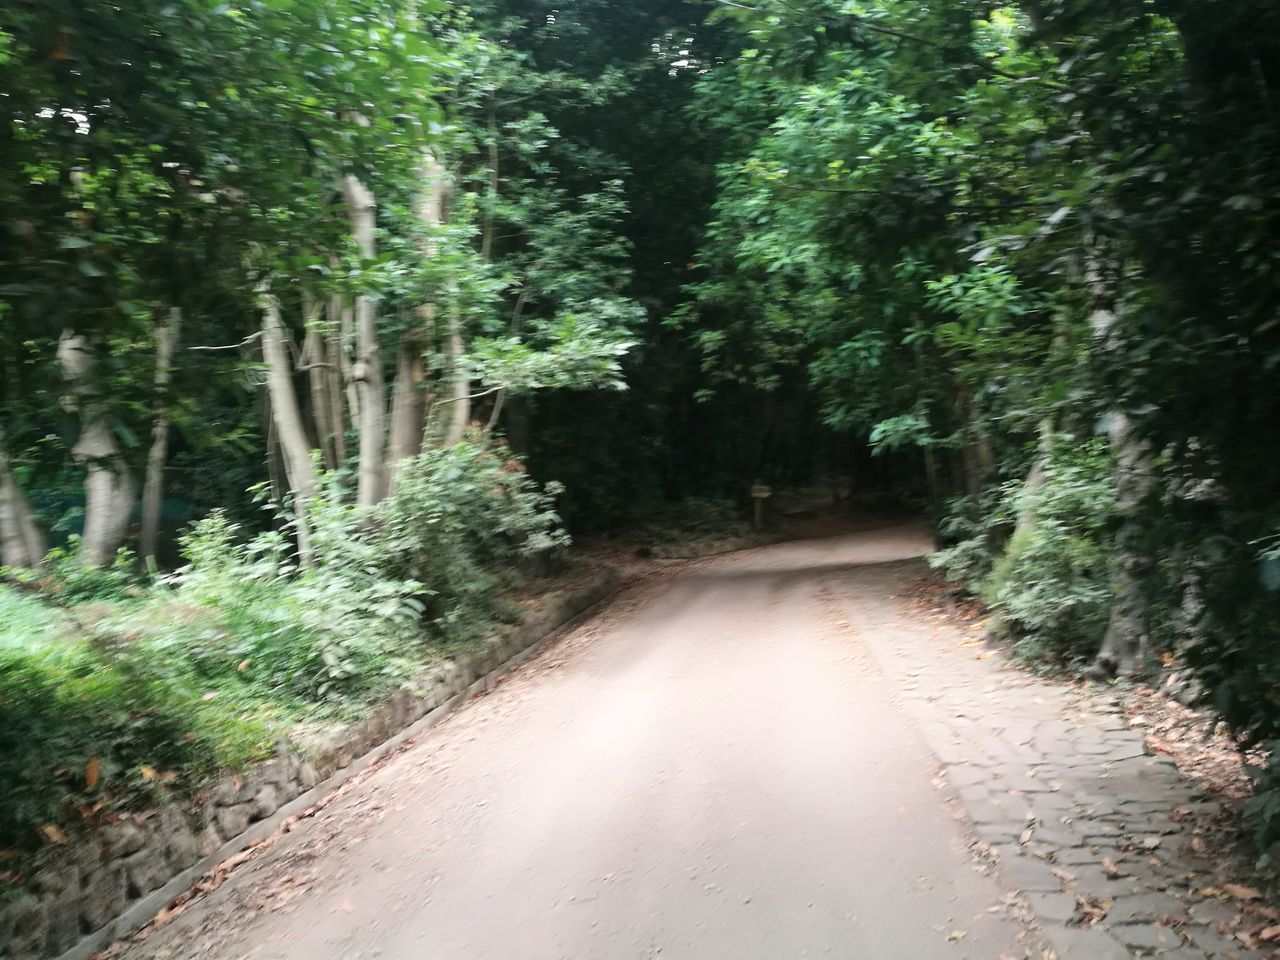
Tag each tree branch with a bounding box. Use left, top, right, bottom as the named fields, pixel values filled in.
left=190, top=331, right=263, bottom=351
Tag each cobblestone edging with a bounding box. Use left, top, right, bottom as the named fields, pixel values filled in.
left=832, top=561, right=1249, bottom=960
left=0, top=568, right=619, bottom=960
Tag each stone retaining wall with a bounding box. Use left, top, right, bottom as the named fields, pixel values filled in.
left=0, top=568, right=618, bottom=960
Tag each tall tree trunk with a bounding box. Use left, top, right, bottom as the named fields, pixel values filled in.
left=1085, top=250, right=1153, bottom=680
left=140, top=307, right=180, bottom=569
left=0, top=443, right=45, bottom=570
left=387, top=334, right=428, bottom=484
left=1012, top=418, right=1054, bottom=542
left=303, top=327, right=336, bottom=469
left=1088, top=404, right=1153, bottom=679
left=443, top=308, right=470, bottom=446
left=387, top=153, right=448, bottom=490
left=302, top=297, right=343, bottom=472
left=326, top=320, right=349, bottom=470
left=342, top=173, right=386, bottom=508
left=331, top=295, right=357, bottom=459
left=954, top=384, right=995, bottom=499
left=261, top=293, right=318, bottom=565
left=58, top=332, right=135, bottom=567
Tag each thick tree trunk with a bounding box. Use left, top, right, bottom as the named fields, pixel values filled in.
left=342, top=174, right=386, bottom=508
left=58, top=332, right=135, bottom=567
left=387, top=335, right=427, bottom=485
left=140, top=307, right=180, bottom=568
left=387, top=154, right=448, bottom=490
left=1088, top=407, right=1153, bottom=679
left=1084, top=254, right=1153, bottom=680
left=261, top=293, right=318, bottom=565
left=954, top=385, right=995, bottom=500
left=0, top=445, right=45, bottom=570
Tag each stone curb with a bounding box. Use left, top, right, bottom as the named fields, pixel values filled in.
left=0, top=567, right=619, bottom=960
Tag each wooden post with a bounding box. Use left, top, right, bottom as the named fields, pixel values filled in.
left=750, top=480, right=773, bottom=532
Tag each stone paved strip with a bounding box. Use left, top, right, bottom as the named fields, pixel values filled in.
left=826, top=559, right=1252, bottom=960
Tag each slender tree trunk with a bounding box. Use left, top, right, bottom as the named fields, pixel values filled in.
left=1012, top=418, right=1054, bottom=542
left=261, top=293, right=318, bottom=565
left=342, top=174, right=386, bottom=507
left=263, top=390, right=285, bottom=508
left=331, top=295, right=357, bottom=460
left=140, top=307, right=181, bottom=568
left=58, top=332, right=135, bottom=566
left=303, top=311, right=340, bottom=470
left=480, top=96, right=498, bottom=263
left=326, top=329, right=348, bottom=469
left=444, top=309, right=470, bottom=446
left=0, top=444, right=45, bottom=570
left=303, top=327, right=335, bottom=469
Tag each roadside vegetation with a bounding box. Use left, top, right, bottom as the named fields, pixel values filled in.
left=3, top=0, right=1280, bottom=860
left=0, top=446, right=563, bottom=853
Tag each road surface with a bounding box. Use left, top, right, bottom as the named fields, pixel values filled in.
left=126, top=522, right=1040, bottom=959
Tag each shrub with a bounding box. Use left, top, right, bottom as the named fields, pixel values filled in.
left=0, top=588, right=259, bottom=853
left=0, top=442, right=568, bottom=853
left=979, top=436, right=1117, bottom=665
left=137, top=442, right=569, bottom=701
left=637, top=497, right=749, bottom=546
left=370, top=442, right=570, bottom=638
left=929, top=489, right=1002, bottom=590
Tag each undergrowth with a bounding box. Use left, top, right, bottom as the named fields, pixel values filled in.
left=0, top=443, right=566, bottom=855
left=931, top=435, right=1116, bottom=668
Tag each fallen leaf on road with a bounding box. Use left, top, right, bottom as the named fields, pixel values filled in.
left=1102, top=857, right=1127, bottom=878
left=86, top=756, right=100, bottom=790
left=1077, top=893, right=1109, bottom=925
left=946, top=929, right=967, bottom=941
left=1223, top=883, right=1262, bottom=901
left=40, top=824, right=69, bottom=845
left=1259, top=925, right=1280, bottom=941
left=152, top=901, right=188, bottom=927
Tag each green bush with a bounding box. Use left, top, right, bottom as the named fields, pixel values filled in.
left=637, top=497, right=749, bottom=546
left=0, top=589, right=263, bottom=853
left=929, top=490, right=1002, bottom=590
left=8, top=538, right=145, bottom=604
left=981, top=437, right=1117, bottom=666
left=0, top=442, right=569, bottom=853
left=370, top=442, right=570, bottom=639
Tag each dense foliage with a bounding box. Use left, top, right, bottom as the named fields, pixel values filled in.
left=3, top=0, right=1280, bottom=848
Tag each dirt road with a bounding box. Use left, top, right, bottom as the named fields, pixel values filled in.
left=125, top=523, right=1041, bottom=959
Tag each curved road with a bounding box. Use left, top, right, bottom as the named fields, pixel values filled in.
left=126, top=523, right=1038, bottom=959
